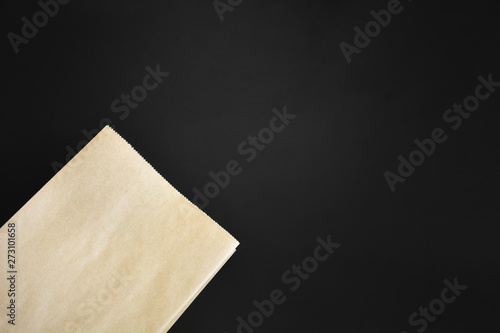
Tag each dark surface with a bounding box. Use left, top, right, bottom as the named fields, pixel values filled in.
left=2, top=0, right=499, bottom=332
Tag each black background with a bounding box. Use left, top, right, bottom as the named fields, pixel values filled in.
left=2, top=0, right=499, bottom=332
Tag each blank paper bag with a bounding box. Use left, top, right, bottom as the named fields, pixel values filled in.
left=0, top=126, right=239, bottom=332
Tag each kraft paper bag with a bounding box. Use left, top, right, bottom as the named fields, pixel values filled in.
left=0, top=126, right=239, bottom=332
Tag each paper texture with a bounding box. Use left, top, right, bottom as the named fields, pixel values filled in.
left=0, top=126, right=239, bottom=332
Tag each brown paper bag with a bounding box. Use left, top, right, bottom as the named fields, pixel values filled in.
left=0, top=126, right=239, bottom=332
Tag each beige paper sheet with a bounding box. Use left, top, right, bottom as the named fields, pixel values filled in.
left=0, top=126, right=239, bottom=332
